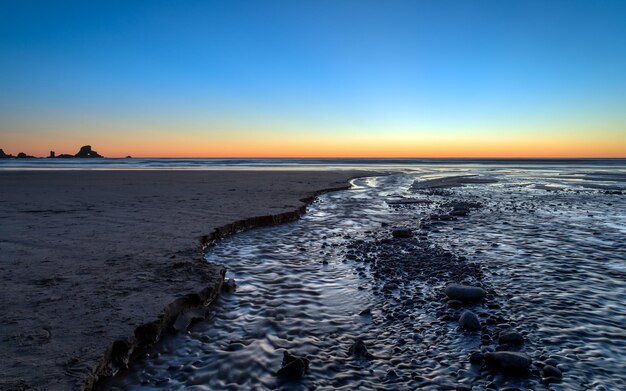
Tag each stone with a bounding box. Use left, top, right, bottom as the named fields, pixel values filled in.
left=222, top=278, right=236, bottom=293
left=392, top=228, right=412, bottom=238
left=348, top=338, right=372, bottom=359
left=499, top=331, right=524, bottom=345
left=359, top=308, right=371, bottom=316
left=276, top=351, right=309, bottom=379
left=484, top=351, right=532, bottom=372
left=469, top=351, right=484, bottom=364
left=444, top=283, right=486, bottom=302
left=459, top=310, right=481, bottom=331
left=16, top=152, right=35, bottom=158
left=543, top=365, right=562, bottom=378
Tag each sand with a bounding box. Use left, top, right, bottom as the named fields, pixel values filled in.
left=0, top=170, right=364, bottom=390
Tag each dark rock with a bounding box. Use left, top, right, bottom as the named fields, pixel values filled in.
left=459, top=310, right=481, bottom=331
left=48, top=151, right=55, bottom=158
left=499, top=331, right=524, bottom=345
left=469, top=351, right=484, bottom=364
left=16, top=152, right=35, bottom=158
left=543, top=365, right=562, bottom=378
left=222, top=278, right=236, bottom=293
left=444, top=284, right=486, bottom=302
left=75, top=145, right=103, bottom=158
left=173, top=308, right=205, bottom=332
left=450, top=208, right=469, bottom=217
left=348, top=338, right=372, bottom=359
left=0, top=149, right=13, bottom=158
left=359, top=308, right=371, bottom=316
left=111, top=340, right=131, bottom=369
left=484, top=351, right=532, bottom=372
left=392, top=228, right=412, bottom=238
left=276, top=351, right=309, bottom=379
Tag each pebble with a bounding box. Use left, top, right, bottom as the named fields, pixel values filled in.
left=459, top=310, right=481, bottom=331
left=392, top=228, right=412, bottom=238
left=276, top=351, right=309, bottom=379
left=543, top=365, right=562, bottom=378
left=484, top=351, right=532, bottom=372
left=469, top=351, right=484, bottom=364
left=444, top=284, right=486, bottom=302
left=348, top=338, right=372, bottom=359
left=499, top=331, right=524, bottom=345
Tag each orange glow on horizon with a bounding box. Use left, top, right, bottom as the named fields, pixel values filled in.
left=3, top=131, right=625, bottom=159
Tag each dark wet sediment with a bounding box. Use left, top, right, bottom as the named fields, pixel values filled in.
left=103, top=168, right=626, bottom=391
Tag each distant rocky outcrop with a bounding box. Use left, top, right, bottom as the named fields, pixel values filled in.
left=74, top=145, right=103, bottom=158
left=0, top=149, right=14, bottom=159
left=54, top=145, right=104, bottom=158
left=1, top=145, right=106, bottom=159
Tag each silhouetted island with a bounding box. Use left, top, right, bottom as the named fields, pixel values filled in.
left=56, top=145, right=104, bottom=158
left=1, top=145, right=105, bottom=159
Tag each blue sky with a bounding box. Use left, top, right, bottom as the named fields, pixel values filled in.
left=1, top=0, right=625, bottom=157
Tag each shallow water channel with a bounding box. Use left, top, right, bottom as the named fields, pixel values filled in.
left=103, top=166, right=626, bottom=391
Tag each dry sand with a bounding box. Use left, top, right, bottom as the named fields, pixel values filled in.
left=0, top=170, right=364, bottom=390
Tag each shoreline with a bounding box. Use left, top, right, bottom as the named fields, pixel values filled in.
left=0, top=170, right=372, bottom=390
left=90, top=181, right=358, bottom=390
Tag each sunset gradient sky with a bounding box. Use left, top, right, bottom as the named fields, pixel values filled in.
left=1, top=0, right=625, bottom=158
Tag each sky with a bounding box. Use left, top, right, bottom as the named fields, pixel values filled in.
left=1, top=0, right=625, bottom=158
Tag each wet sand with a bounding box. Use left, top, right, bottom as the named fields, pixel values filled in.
left=0, top=170, right=364, bottom=390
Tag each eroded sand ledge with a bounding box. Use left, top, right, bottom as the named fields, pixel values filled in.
left=0, top=170, right=366, bottom=390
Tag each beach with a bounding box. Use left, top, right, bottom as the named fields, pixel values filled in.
left=99, top=165, right=626, bottom=391
left=0, top=170, right=363, bottom=390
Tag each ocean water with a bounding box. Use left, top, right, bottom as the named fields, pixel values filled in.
left=1, top=157, right=626, bottom=171
left=97, top=162, right=626, bottom=390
